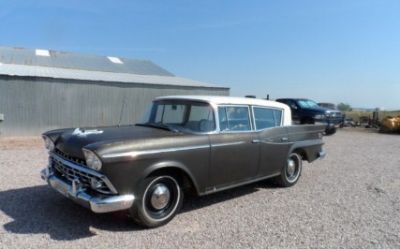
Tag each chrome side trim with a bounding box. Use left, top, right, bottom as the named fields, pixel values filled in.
left=202, top=172, right=281, bottom=195
left=258, top=139, right=293, bottom=145
left=211, top=141, right=247, bottom=147
left=102, top=144, right=210, bottom=159
left=50, top=153, right=118, bottom=194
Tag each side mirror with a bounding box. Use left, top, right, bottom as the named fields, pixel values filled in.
left=291, top=105, right=298, bottom=110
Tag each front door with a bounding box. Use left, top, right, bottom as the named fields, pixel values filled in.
left=208, top=105, right=259, bottom=190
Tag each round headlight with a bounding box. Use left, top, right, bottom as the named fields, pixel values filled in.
left=42, top=135, right=55, bottom=152
left=83, top=149, right=102, bottom=171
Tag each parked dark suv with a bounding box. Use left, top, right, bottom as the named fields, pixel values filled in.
left=276, top=98, right=343, bottom=135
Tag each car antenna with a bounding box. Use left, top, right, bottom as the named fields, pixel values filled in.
left=118, top=94, right=127, bottom=127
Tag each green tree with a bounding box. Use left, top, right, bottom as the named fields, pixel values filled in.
left=337, top=103, right=352, bottom=112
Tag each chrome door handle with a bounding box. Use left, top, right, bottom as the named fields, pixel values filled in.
left=252, top=139, right=261, bottom=144
left=281, top=137, right=289, bottom=142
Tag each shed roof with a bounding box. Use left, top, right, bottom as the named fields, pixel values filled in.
left=0, top=46, right=227, bottom=89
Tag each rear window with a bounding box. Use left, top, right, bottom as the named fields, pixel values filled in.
left=253, top=107, right=282, bottom=130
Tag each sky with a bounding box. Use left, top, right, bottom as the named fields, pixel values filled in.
left=0, top=0, right=399, bottom=109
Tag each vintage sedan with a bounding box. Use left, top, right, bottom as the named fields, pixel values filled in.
left=41, top=96, right=326, bottom=227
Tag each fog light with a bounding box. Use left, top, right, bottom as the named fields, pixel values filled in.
left=90, top=178, right=103, bottom=189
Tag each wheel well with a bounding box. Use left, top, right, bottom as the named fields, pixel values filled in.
left=148, top=167, right=198, bottom=196
left=292, top=148, right=308, bottom=161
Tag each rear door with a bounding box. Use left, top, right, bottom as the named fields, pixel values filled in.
left=252, top=106, right=292, bottom=176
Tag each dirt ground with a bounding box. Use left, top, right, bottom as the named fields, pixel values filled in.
left=0, top=128, right=399, bottom=249
left=0, top=136, right=42, bottom=150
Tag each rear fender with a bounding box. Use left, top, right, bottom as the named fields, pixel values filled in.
left=289, top=139, right=324, bottom=163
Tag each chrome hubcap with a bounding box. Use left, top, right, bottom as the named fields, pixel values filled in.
left=287, top=159, right=296, bottom=177
left=150, top=184, right=171, bottom=210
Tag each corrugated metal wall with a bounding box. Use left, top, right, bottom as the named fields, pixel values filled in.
left=0, top=76, right=229, bottom=136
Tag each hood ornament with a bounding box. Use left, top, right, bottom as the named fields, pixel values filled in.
left=72, top=128, right=103, bottom=137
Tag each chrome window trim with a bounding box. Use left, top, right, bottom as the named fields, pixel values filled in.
left=251, top=105, right=284, bottom=131
left=217, top=104, right=254, bottom=133
left=50, top=152, right=118, bottom=194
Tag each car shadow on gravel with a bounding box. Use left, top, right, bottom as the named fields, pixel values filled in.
left=0, top=180, right=277, bottom=240
left=0, top=185, right=140, bottom=240
left=181, top=180, right=278, bottom=214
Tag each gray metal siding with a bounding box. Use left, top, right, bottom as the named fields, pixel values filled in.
left=0, top=77, right=228, bottom=136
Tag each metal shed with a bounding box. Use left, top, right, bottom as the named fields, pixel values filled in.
left=0, top=47, right=229, bottom=136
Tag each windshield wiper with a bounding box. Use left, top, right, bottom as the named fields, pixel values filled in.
left=135, top=123, right=179, bottom=132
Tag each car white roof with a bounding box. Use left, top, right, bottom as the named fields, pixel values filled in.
left=156, top=95, right=287, bottom=108
left=155, top=95, right=293, bottom=126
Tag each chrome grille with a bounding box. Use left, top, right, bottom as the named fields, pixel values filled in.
left=55, top=149, right=87, bottom=166
left=327, top=116, right=343, bottom=124
left=51, top=154, right=115, bottom=194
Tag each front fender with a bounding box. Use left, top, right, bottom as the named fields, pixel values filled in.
left=140, top=160, right=201, bottom=195
left=43, top=128, right=74, bottom=143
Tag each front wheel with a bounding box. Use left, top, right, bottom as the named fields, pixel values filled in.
left=275, top=152, right=303, bottom=187
left=325, top=126, right=337, bottom=135
left=130, top=175, right=183, bottom=228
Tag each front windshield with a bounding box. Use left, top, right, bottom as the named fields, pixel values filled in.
left=297, top=99, right=319, bottom=108
left=141, top=100, right=216, bottom=133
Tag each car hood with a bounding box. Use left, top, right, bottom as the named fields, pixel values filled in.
left=48, top=125, right=180, bottom=159
left=304, top=106, right=342, bottom=116
left=303, top=106, right=329, bottom=113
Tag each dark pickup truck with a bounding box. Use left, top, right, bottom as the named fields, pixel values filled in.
left=276, top=98, right=343, bottom=135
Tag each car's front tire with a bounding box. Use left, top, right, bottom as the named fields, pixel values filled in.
left=276, top=152, right=303, bottom=187
left=130, top=175, right=183, bottom=228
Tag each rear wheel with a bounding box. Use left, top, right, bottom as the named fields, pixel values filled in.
left=276, top=152, right=303, bottom=187
left=130, top=175, right=183, bottom=228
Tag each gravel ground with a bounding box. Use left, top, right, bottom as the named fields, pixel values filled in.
left=0, top=129, right=399, bottom=249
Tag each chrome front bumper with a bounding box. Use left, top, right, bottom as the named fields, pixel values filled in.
left=41, top=167, right=134, bottom=213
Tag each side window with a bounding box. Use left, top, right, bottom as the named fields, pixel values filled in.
left=188, top=105, right=214, bottom=122
left=218, top=106, right=251, bottom=131
left=186, top=104, right=215, bottom=132
left=253, top=107, right=283, bottom=130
